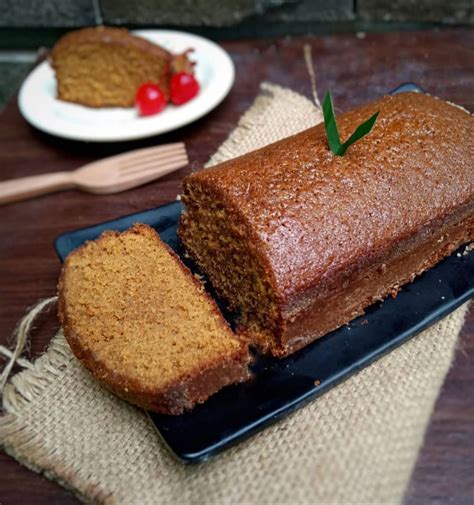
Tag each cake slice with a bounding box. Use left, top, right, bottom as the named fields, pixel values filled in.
left=58, top=224, right=250, bottom=415
left=51, top=26, right=172, bottom=107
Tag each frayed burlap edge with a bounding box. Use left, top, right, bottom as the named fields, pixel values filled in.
left=0, top=327, right=112, bottom=504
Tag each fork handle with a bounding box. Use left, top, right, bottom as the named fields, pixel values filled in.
left=0, top=172, right=74, bottom=205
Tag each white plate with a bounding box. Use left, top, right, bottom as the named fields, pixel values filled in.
left=18, top=30, right=235, bottom=142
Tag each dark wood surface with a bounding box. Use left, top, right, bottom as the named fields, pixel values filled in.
left=0, top=29, right=473, bottom=504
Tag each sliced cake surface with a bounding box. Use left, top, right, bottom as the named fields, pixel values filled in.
left=58, top=224, right=250, bottom=415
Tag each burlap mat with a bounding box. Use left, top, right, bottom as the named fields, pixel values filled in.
left=0, top=83, right=470, bottom=505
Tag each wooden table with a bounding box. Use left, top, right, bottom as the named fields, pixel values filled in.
left=0, top=29, right=473, bottom=504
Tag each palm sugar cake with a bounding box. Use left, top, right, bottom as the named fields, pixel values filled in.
left=179, top=92, right=474, bottom=357
left=51, top=26, right=171, bottom=107
left=58, top=224, right=250, bottom=415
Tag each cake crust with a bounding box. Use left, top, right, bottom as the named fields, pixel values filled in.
left=51, top=26, right=171, bottom=62
left=60, top=318, right=250, bottom=415
left=179, top=92, right=474, bottom=356
left=58, top=224, right=251, bottom=415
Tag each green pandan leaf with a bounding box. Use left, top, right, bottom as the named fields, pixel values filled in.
left=323, top=91, right=379, bottom=156
left=322, top=90, right=342, bottom=154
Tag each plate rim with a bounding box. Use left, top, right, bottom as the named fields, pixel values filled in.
left=18, top=29, right=235, bottom=142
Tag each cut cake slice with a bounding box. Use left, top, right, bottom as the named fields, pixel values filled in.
left=58, top=223, right=250, bottom=415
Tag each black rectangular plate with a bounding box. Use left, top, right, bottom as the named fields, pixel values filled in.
left=55, top=83, right=473, bottom=463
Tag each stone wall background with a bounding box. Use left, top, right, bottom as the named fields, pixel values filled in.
left=0, top=0, right=472, bottom=108
left=0, top=0, right=473, bottom=31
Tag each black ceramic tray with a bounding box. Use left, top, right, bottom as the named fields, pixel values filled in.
left=55, top=83, right=473, bottom=462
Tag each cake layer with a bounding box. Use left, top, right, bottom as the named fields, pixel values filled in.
left=58, top=224, right=250, bottom=414
left=179, top=92, right=474, bottom=357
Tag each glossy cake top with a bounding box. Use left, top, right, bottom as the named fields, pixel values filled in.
left=185, top=92, right=473, bottom=298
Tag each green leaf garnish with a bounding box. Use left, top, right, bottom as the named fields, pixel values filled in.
left=322, top=90, right=379, bottom=156
left=322, top=90, right=342, bottom=154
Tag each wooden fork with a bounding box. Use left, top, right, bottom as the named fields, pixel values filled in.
left=0, top=143, right=188, bottom=205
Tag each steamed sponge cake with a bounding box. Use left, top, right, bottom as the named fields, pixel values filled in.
left=179, top=92, right=473, bottom=357
left=58, top=224, right=250, bottom=415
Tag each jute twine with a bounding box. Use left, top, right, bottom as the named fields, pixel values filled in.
left=0, top=297, right=57, bottom=393
left=0, top=78, right=470, bottom=505
left=303, top=44, right=322, bottom=110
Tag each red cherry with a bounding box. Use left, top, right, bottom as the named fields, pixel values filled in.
left=170, top=73, right=200, bottom=105
left=135, top=83, right=167, bottom=116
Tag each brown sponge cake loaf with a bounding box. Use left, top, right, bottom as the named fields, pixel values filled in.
left=179, top=92, right=474, bottom=357
left=51, top=27, right=171, bottom=107
left=58, top=224, right=250, bottom=415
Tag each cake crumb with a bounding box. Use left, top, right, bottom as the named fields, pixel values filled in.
left=314, top=380, right=321, bottom=386
left=463, top=242, right=474, bottom=256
